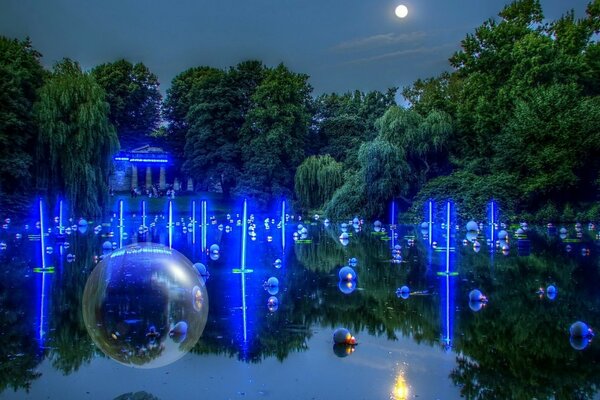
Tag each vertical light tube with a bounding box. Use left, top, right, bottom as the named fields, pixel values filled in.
left=281, top=200, right=286, bottom=251
left=119, top=200, right=124, bottom=248
left=428, top=200, right=433, bottom=246
left=201, top=200, right=207, bottom=253
left=241, top=199, right=247, bottom=271
left=39, top=199, right=46, bottom=269
left=142, top=200, right=146, bottom=228
left=192, top=200, right=196, bottom=245
left=446, top=201, right=451, bottom=274
left=491, top=200, right=495, bottom=243
left=168, top=200, right=173, bottom=249
left=59, top=200, right=63, bottom=235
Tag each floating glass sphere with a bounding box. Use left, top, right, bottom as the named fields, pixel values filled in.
left=339, top=266, right=357, bottom=281
left=273, top=259, right=282, bottom=269
left=466, top=221, right=478, bottom=232
left=82, top=243, right=209, bottom=369
left=267, top=296, right=279, bottom=312
left=338, top=280, right=356, bottom=295
left=469, top=289, right=485, bottom=302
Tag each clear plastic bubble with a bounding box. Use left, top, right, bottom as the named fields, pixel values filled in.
left=82, top=243, right=209, bottom=369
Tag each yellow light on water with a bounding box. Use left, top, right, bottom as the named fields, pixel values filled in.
left=392, top=374, right=409, bottom=400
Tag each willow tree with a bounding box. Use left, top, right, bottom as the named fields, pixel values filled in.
left=294, top=155, right=344, bottom=211
left=35, top=59, right=119, bottom=216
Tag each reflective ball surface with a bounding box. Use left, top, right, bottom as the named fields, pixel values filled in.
left=82, top=243, right=209, bottom=368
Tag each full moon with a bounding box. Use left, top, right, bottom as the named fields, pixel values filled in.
left=395, top=4, right=408, bottom=18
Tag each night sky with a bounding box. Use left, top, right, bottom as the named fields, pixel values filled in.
left=0, top=0, right=592, bottom=97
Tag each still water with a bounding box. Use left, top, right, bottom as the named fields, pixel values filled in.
left=0, top=204, right=599, bottom=399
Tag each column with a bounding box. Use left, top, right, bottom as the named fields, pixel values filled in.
left=131, top=164, right=138, bottom=190
left=146, top=166, right=152, bottom=189
left=159, top=166, right=166, bottom=190
left=187, top=177, right=194, bottom=192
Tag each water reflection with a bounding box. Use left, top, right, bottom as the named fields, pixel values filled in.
left=0, top=210, right=599, bottom=397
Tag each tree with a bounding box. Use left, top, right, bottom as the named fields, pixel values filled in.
left=0, top=36, right=45, bottom=213
left=183, top=61, right=265, bottom=195
left=91, top=59, right=161, bottom=148
left=35, top=59, right=119, bottom=216
left=294, top=155, right=344, bottom=211
left=377, top=106, right=452, bottom=198
left=163, top=66, right=222, bottom=174
left=235, top=64, right=312, bottom=207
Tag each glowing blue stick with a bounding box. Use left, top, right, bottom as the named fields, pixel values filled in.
left=142, top=200, right=146, bottom=228
left=39, top=199, right=46, bottom=269
left=241, top=199, right=247, bottom=271
left=201, top=200, right=207, bottom=253
left=428, top=200, right=433, bottom=246
left=59, top=200, right=63, bottom=235
left=241, top=272, right=247, bottom=342
left=192, top=200, right=196, bottom=245
left=281, top=200, right=286, bottom=251
left=119, top=200, right=124, bottom=248
left=491, top=200, right=495, bottom=242
left=446, top=201, right=450, bottom=274
left=168, top=200, right=173, bottom=249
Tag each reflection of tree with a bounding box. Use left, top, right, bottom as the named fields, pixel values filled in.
left=450, top=232, right=600, bottom=399
left=113, top=391, right=161, bottom=400
left=48, top=232, right=99, bottom=373
left=0, top=246, right=43, bottom=393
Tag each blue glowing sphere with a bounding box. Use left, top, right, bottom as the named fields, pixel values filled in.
left=420, top=222, right=428, bottom=229
left=348, top=257, right=358, bottom=267
left=469, top=301, right=484, bottom=312
left=210, top=244, right=220, bottom=254
left=469, top=289, right=484, bottom=302
left=339, top=266, right=357, bottom=281
left=498, top=230, right=508, bottom=240
left=193, top=262, right=209, bottom=279
left=82, top=243, right=209, bottom=369
left=396, top=286, right=410, bottom=299
left=338, top=280, right=356, bottom=294
left=266, top=277, right=279, bottom=287
left=570, top=321, right=592, bottom=338
left=466, top=221, right=478, bottom=232
left=546, top=285, right=557, bottom=300
left=267, top=296, right=279, bottom=312
left=339, top=232, right=349, bottom=240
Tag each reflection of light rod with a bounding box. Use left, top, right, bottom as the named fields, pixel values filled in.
left=39, top=271, right=47, bottom=341
left=192, top=201, right=196, bottom=244
left=445, top=274, right=450, bottom=345
left=241, top=271, right=247, bottom=342
left=391, top=200, right=396, bottom=226
left=168, top=200, right=173, bottom=249
left=119, top=200, right=124, bottom=248
left=281, top=200, right=286, bottom=251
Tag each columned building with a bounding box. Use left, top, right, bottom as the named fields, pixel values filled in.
left=111, top=145, right=193, bottom=192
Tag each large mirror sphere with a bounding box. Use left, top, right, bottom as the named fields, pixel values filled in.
left=82, top=243, right=209, bottom=368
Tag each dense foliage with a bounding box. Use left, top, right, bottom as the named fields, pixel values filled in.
left=35, top=59, right=119, bottom=216
left=91, top=59, right=162, bottom=148
left=1, top=0, right=600, bottom=220
left=0, top=37, right=45, bottom=214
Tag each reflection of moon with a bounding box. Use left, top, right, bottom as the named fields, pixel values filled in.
left=395, top=5, right=408, bottom=18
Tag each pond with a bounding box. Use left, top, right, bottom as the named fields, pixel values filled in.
left=0, top=199, right=599, bottom=399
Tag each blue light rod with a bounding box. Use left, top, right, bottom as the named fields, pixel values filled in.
left=281, top=200, right=286, bottom=251
left=192, top=201, right=196, bottom=245
left=168, top=200, right=173, bottom=249
left=428, top=200, right=433, bottom=246
left=38, top=199, right=47, bottom=341
left=241, top=199, right=249, bottom=342
left=446, top=201, right=451, bottom=274
left=490, top=200, right=495, bottom=243
left=39, top=199, right=46, bottom=270
left=59, top=200, right=64, bottom=235
left=201, top=200, right=207, bottom=253
left=391, top=200, right=396, bottom=226
left=241, top=199, right=247, bottom=271
left=142, top=200, right=146, bottom=228
left=119, top=200, right=124, bottom=248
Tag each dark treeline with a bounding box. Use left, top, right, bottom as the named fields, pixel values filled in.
left=1, top=0, right=600, bottom=221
